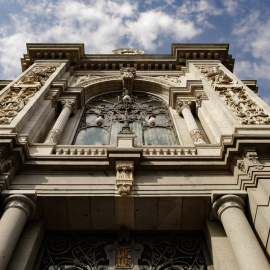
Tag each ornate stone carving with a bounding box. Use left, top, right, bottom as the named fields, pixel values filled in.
left=45, top=90, right=59, bottom=107
left=116, top=161, right=134, bottom=196
left=237, top=148, right=264, bottom=174
left=61, top=99, right=77, bottom=114
left=112, top=48, right=145, bottom=55
left=0, top=65, right=56, bottom=125
left=15, top=66, right=57, bottom=88
left=195, top=92, right=208, bottom=107
left=156, top=75, right=181, bottom=85
left=45, top=129, right=62, bottom=144
left=190, top=129, right=206, bottom=144
left=197, top=65, right=233, bottom=86
left=215, top=86, right=270, bottom=125
left=3, top=194, right=36, bottom=220
left=72, top=75, right=102, bottom=86
left=176, top=100, right=192, bottom=115
left=120, top=68, right=136, bottom=91
left=0, top=159, right=12, bottom=174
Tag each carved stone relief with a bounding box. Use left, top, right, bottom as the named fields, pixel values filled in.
left=197, top=65, right=270, bottom=125
left=215, top=86, right=270, bottom=124
left=197, top=65, right=233, bottom=86
left=237, top=148, right=264, bottom=174
left=120, top=68, right=136, bottom=91
left=72, top=75, right=102, bottom=86
left=156, top=75, right=181, bottom=86
left=115, top=161, right=134, bottom=196
left=112, top=48, right=145, bottom=55
left=0, top=65, right=56, bottom=125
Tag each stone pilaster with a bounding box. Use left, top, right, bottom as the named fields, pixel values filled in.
left=177, top=100, right=206, bottom=144
left=45, top=99, right=77, bottom=144
left=212, top=195, right=270, bottom=270
left=0, top=194, right=36, bottom=269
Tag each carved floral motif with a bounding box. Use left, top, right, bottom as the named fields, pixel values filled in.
left=45, top=129, right=62, bottom=144
left=215, top=86, right=270, bottom=124
left=156, top=75, right=181, bottom=85
left=0, top=66, right=56, bottom=125
left=72, top=75, right=102, bottom=86
left=197, top=65, right=270, bottom=125
left=197, top=65, right=233, bottom=85
left=116, top=161, right=134, bottom=196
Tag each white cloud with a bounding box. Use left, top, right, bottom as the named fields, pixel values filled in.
left=0, top=0, right=202, bottom=79
left=126, top=11, right=200, bottom=50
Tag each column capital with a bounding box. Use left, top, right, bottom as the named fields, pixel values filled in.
left=3, top=194, right=36, bottom=220
left=212, top=194, right=245, bottom=220
left=176, top=99, right=192, bottom=115
left=61, top=98, right=77, bottom=114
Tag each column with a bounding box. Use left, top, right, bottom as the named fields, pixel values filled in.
left=45, top=99, right=76, bottom=144
left=177, top=100, right=206, bottom=144
left=212, top=194, right=270, bottom=270
left=0, top=194, right=36, bottom=270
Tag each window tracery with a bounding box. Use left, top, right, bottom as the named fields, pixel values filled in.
left=73, top=91, right=178, bottom=146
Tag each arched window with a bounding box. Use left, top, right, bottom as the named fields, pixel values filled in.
left=73, top=91, right=179, bottom=146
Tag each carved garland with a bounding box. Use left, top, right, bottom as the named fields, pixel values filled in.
left=0, top=66, right=57, bottom=124
left=197, top=65, right=270, bottom=125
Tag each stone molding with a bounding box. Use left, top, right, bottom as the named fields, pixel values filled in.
left=212, top=194, right=245, bottom=220
left=3, top=194, right=36, bottom=220
left=115, top=161, right=134, bottom=196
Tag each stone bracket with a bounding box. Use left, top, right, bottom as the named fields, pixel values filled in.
left=115, top=161, right=134, bottom=196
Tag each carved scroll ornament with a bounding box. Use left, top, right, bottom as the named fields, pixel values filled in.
left=0, top=66, right=56, bottom=124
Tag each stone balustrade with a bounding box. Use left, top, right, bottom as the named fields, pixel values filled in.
left=54, top=146, right=107, bottom=156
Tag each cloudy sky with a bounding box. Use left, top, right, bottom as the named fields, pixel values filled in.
left=0, top=0, right=270, bottom=103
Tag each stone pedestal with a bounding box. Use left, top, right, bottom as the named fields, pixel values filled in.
left=213, top=195, right=270, bottom=270
left=0, top=195, right=36, bottom=270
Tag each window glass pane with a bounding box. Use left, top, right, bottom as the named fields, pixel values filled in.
left=156, top=114, right=168, bottom=125
left=73, top=92, right=179, bottom=146
left=110, top=122, right=122, bottom=145
left=75, top=127, right=108, bottom=145
left=144, top=127, right=176, bottom=145
left=86, top=114, right=97, bottom=124
left=129, top=122, right=142, bottom=146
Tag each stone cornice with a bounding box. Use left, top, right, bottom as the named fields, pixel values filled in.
left=20, top=43, right=235, bottom=72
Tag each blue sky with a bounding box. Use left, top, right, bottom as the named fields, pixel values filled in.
left=0, top=0, right=270, bottom=103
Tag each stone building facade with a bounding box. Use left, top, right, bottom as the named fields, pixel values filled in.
left=0, top=43, right=270, bottom=269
